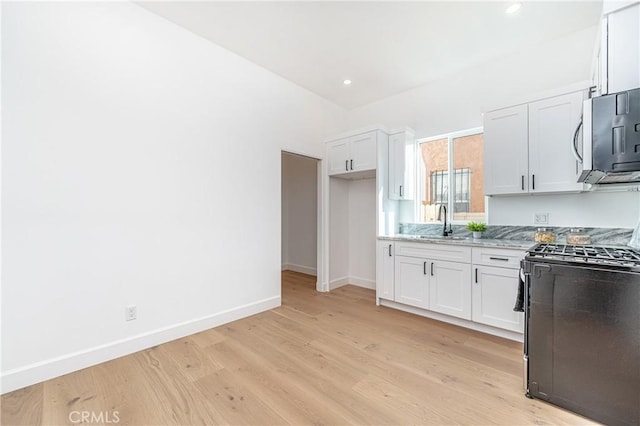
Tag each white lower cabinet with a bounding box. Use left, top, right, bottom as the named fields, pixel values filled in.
left=393, top=242, right=471, bottom=314
left=394, top=256, right=429, bottom=309
left=429, top=260, right=472, bottom=320
left=376, top=239, right=526, bottom=338
left=376, top=241, right=395, bottom=302
left=470, top=245, right=526, bottom=333
left=471, top=266, right=523, bottom=333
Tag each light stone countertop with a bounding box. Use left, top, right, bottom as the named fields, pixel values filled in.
left=378, top=234, right=536, bottom=251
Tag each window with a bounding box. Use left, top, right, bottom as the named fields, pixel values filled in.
left=430, top=168, right=471, bottom=212
left=418, top=129, right=485, bottom=223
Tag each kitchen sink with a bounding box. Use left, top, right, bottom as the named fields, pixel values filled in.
left=418, top=235, right=469, bottom=241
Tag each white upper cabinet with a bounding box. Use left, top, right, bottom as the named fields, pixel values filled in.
left=484, top=91, right=585, bottom=195
left=601, top=2, right=640, bottom=94
left=483, top=105, right=529, bottom=195
left=528, top=91, right=585, bottom=193
left=349, top=132, right=377, bottom=172
left=388, top=129, right=415, bottom=200
left=327, top=138, right=351, bottom=175
left=327, top=131, right=377, bottom=177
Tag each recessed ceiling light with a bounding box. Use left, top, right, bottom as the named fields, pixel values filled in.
left=506, top=3, right=522, bottom=14
left=343, top=79, right=352, bottom=86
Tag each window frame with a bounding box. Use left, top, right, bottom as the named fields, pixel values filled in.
left=415, top=127, right=484, bottom=224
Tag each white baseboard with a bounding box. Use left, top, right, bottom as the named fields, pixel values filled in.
left=378, top=298, right=524, bottom=342
left=1, top=296, right=280, bottom=394
left=282, top=263, right=317, bottom=276
left=329, top=276, right=375, bottom=291
left=348, top=276, right=375, bottom=290
left=329, top=276, right=350, bottom=290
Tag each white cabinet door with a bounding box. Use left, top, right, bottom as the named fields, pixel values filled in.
left=483, top=105, right=529, bottom=195
left=327, top=138, right=350, bottom=175
left=394, top=256, right=429, bottom=309
left=327, top=131, right=377, bottom=176
left=350, top=132, right=377, bottom=172
left=472, top=266, right=524, bottom=332
left=429, top=260, right=472, bottom=320
left=376, top=241, right=395, bottom=302
left=606, top=3, right=640, bottom=93
left=388, top=131, right=414, bottom=200
left=528, top=91, right=585, bottom=193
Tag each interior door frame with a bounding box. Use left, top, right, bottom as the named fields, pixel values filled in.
left=280, top=149, right=327, bottom=293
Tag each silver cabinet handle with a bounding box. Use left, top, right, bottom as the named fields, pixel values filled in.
left=345, top=160, right=349, bottom=171
left=388, top=244, right=392, bottom=257
left=572, top=119, right=583, bottom=163
left=430, top=262, right=434, bottom=276
left=489, top=257, right=509, bottom=262
left=423, top=261, right=427, bottom=275
left=521, top=175, right=525, bottom=191
left=400, top=185, right=403, bottom=197
left=350, top=159, right=353, bottom=170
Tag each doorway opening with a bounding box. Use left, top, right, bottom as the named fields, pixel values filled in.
left=281, top=151, right=320, bottom=296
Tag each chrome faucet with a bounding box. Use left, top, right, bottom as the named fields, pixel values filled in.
left=437, top=204, right=453, bottom=236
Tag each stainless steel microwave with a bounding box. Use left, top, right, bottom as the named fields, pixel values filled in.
left=577, top=87, right=640, bottom=185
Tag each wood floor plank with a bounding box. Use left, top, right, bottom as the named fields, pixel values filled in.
left=205, top=339, right=352, bottom=425
left=1, top=271, right=598, bottom=425
left=41, top=366, right=102, bottom=425
left=352, top=373, right=465, bottom=424
left=0, top=383, right=43, bottom=426
left=188, top=328, right=227, bottom=349
left=193, top=368, right=288, bottom=426
left=86, top=356, right=163, bottom=426
left=131, top=347, right=229, bottom=425
left=158, top=337, right=225, bottom=382
left=214, top=313, right=403, bottom=425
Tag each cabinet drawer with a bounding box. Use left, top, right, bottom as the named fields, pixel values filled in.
left=472, top=247, right=525, bottom=269
left=395, top=242, right=471, bottom=263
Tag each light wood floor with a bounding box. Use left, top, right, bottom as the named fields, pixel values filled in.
left=1, top=271, right=596, bottom=426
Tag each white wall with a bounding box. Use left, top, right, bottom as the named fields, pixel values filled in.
left=329, top=178, right=350, bottom=287
left=1, top=2, right=343, bottom=393
left=488, top=191, right=640, bottom=228
left=344, top=25, right=639, bottom=230
left=344, top=26, right=599, bottom=137
left=281, top=153, right=318, bottom=275
left=348, top=178, right=377, bottom=288
left=328, top=177, right=376, bottom=289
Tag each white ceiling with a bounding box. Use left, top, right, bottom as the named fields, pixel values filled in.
left=137, top=1, right=603, bottom=109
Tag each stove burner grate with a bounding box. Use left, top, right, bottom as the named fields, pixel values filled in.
left=528, top=244, right=640, bottom=268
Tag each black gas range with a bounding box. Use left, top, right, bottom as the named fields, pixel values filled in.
left=522, top=243, right=640, bottom=426
left=526, top=243, right=640, bottom=270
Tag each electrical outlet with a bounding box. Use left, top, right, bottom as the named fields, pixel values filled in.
left=125, top=305, right=137, bottom=321
left=534, top=213, right=549, bottom=225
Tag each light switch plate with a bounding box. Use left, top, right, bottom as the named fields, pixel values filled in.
left=534, top=213, right=549, bottom=225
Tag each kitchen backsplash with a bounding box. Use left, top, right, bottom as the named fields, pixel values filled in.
left=398, top=223, right=634, bottom=246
